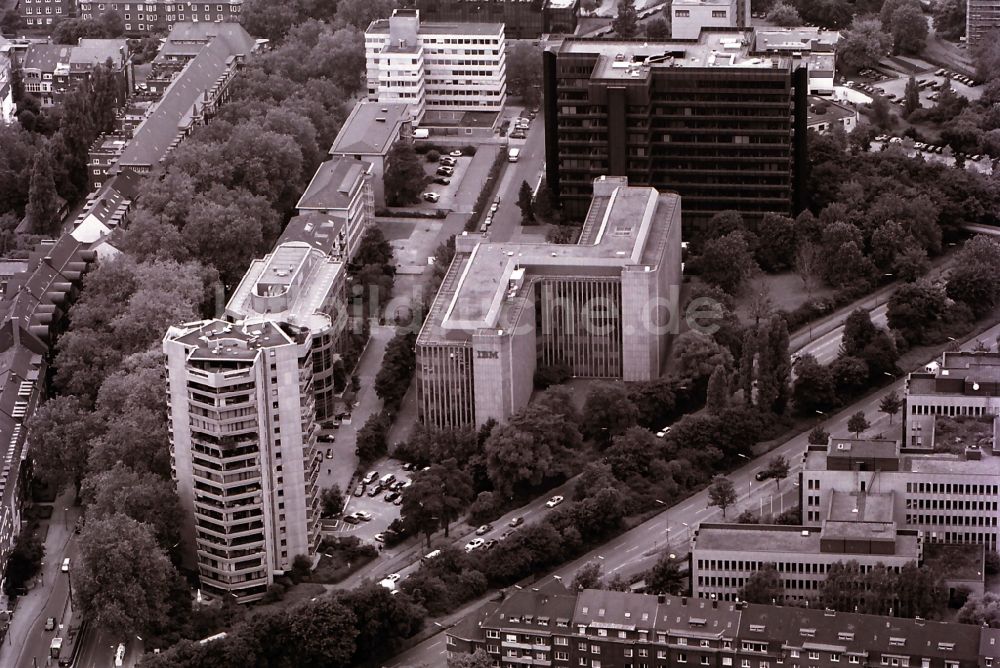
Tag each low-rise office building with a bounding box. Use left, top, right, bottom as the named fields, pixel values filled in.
left=801, top=432, right=1000, bottom=548
left=906, top=351, right=1000, bottom=440
left=163, top=319, right=322, bottom=603
left=416, top=176, right=681, bottom=428
left=447, top=583, right=991, bottom=668
left=543, top=33, right=808, bottom=224
left=365, top=9, right=507, bottom=123
left=671, top=0, right=750, bottom=39
left=295, top=157, right=375, bottom=260
left=806, top=96, right=857, bottom=134
left=328, top=101, right=413, bottom=208
left=692, top=495, right=922, bottom=603
left=751, top=27, right=839, bottom=94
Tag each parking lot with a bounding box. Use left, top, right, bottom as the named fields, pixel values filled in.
left=332, top=458, right=413, bottom=542
left=847, top=66, right=983, bottom=111
left=413, top=152, right=474, bottom=211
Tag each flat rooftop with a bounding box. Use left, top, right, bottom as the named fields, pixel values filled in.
left=908, top=352, right=1000, bottom=396
left=424, top=184, right=677, bottom=338
left=808, top=97, right=856, bottom=124
left=167, top=319, right=298, bottom=364
left=695, top=524, right=919, bottom=558
left=752, top=26, right=841, bottom=51
left=557, top=32, right=792, bottom=74
left=828, top=491, right=894, bottom=523
left=827, top=437, right=899, bottom=460
left=367, top=18, right=504, bottom=36
left=933, top=415, right=994, bottom=454
left=225, top=242, right=344, bottom=334
left=329, top=101, right=410, bottom=156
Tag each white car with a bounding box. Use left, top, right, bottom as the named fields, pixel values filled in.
left=352, top=511, right=373, bottom=522
left=384, top=572, right=401, bottom=583
left=655, top=426, right=672, bottom=438
left=546, top=495, right=564, bottom=508
left=423, top=192, right=440, bottom=203
left=449, top=150, right=463, bottom=157
left=115, top=643, right=126, bottom=667
left=465, top=538, right=486, bottom=552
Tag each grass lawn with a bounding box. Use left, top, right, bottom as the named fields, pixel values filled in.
left=306, top=540, right=377, bottom=584
left=734, top=273, right=836, bottom=323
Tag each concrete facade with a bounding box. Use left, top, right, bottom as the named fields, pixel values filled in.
left=671, top=0, right=749, bottom=39
left=365, top=9, right=507, bottom=123
left=416, top=177, right=682, bottom=428
left=295, top=157, right=376, bottom=260
left=163, top=319, right=321, bottom=603
left=78, top=0, right=243, bottom=36
left=328, top=101, right=413, bottom=208
left=968, top=0, right=1000, bottom=48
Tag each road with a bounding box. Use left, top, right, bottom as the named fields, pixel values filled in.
left=798, top=303, right=889, bottom=367
left=385, top=321, right=1000, bottom=668
left=487, top=115, right=547, bottom=243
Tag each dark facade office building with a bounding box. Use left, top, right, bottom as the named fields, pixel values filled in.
left=404, top=0, right=578, bottom=39
left=543, top=32, right=809, bottom=225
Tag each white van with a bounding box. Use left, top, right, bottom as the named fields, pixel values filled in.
left=508, top=148, right=520, bottom=162
left=414, top=128, right=429, bottom=139
left=422, top=549, right=442, bottom=562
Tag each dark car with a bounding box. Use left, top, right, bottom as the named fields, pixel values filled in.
left=436, top=166, right=454, bottom=176
left=368, top=484, right=383, bottom=497
left=342, top=515, right=360, bottom=525
left=483, top=539, right=498, bottom=550
left=433, top=177, right=451, bottom=185
left=384, top=491, right=400, bottom=503
left=509, top=516, right=524, bottom=527
left=755, top=471, right=770, bottom=482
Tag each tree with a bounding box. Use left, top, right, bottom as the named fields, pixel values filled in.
left=644, top=17, right=670, bottom=39
left=888, top=280, right=949, bottom=345
left=847, top=410, right=870, bottom=438
left=81, top=464, right=183, bottom=549
left=533, top=177, right=556, bottom=222
left=842, top=309, right=878, bottom=358
left=947, top=235, right=1000, bottom=317
left=903, top=75, right=921, bottom=117
left=831, top=356, right=870, bottom=396
left=765, top=455, right=790, bottom=489
left=809, top=425, right=830, bottom=445
left=76, top=514, right=179, bottom=638
left=706, top=366, right=729, bottom=414
left=356, top=413, right=390, bottom=464
left=26, top=146, right=59, bottom=236
left=755, top=213, right=796, bottom=272
left=739, top=564, right=784, bottom=604
left=612, top=0, right=639, bottom=37
left=879, top=390, right=902, bottom=424
left=321, top=485, right=344, bottom=517
left=767, top=1, right=801, bottom=26
left=794, top=241, right=821, bottom=301
left=337, top=582, right=425, bottom=663
left=517, top=180, right=534, bottom=225
left=384, top=143, right=427, bottom=206
left=26, top=396, right=102, bottom=497
left=449, top=650, right=496, bottom=668
left=572, top=561, right=604, bottom=591
left=891, top=3, right=928, bottom=55
left=756, top=315, right=791, bottom=414
left=334, top=0, right=397, bottom=29
left=505, top=43, right=542, bottom=107
left=839, top=17, right=891, bottom=73
left=374, top=330, right=417, bottom=411
left=674, top=331, right=734, bottom=397
left=3, top=525, right=43, bottom=597
left=645, top=553, right=686, bottom=595
left=792, top=354, right=836, bottom=414
left=932, top=0, right=966, bottom=38
left=581, top=384, right=639, bottom=447
left=484, top=404, right=581, bottom=497
left=958, top=591, right=1000, bottom=627
left=697, top=231, right=758, bottom=294
left=401, top=459, right=473, bottom=544
left=708, top=476, right=737, bottom=518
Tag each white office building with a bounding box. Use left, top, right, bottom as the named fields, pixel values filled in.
left=365, top=9, right=506, bottom=123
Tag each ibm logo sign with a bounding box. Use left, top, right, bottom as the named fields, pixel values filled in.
left=476, top=350, right=499, bottom=359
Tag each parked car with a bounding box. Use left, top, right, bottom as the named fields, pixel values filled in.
left=374, top=533, right=386, bottom=543
left=484, top=539, right=499, bottom=550
left=319, top=434, right=335, bottom=443
left=325, top=449, right=334, bottom=459
left=433, top=177, right=451, bottom=185
left=353, top=511, right=373, bottom=521
left=655, top=426, right=672, bottom=438
left=363, top=471, right=378, bottom=485
left=464, top=538, right=485, bottom=552
left=546, top=495, right=564, bottom=508
left=449, top=149, right=463, bottom=157
left=367, top=485, right=383, bottom=497
left=510, top=129, right=526, bottom=139
left=353, top=483, right=365, bottom=497
left=755, top=470, right=771, bottom=481
left=436, top=166, right=454, bottom=176
left=342, top=514, right=360, bottom=524
left=393, top=496, right=403, bottom=506
left=475, top=524, right=493, bottom=536
left=44, top=617, right=56, bottom=631
left=509, top=516, right=524, bottom=527
left=423, top=192, right=440, bottom=203
left=402, top=462, right=416, bottom=471
left=384, top=491, right=400, bottom=503
left=384, top=572, right=401, bottom=583
left=499, top=530, right=517, bottom=540
left=439, top=156, right=457, bottom=166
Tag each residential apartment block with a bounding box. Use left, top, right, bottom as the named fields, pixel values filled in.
left=416, top=176, right=682, bottom=428
left=365, top=9, right=506, bottom=123
left=77, top=0, right=244, bottom=36
left=20, top=39, right=131, bottom=108
left=19, top=0, right=73, bottom=28
left=671, top=0, right=749, bottom=39
left=225, top=242, right=349, bottom=424
left=295, top=157, right=375, bottom=261
left=447, top=582, right=992, bottom=668
left=327, top=101, right=413, bottom=208
left=404, top=0, right=579, bottom=39
left=0, top=38, right=14, bottom=124
left=543, top=33, right=808, bottom=224
left=163, top=319, right=322, bottom=602
left=968, top=0, right=1000, bottom=48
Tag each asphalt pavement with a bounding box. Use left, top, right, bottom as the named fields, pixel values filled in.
left=384, top=320, right=1000, bottom=668
left=485, top=116, right=547, bottom=243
